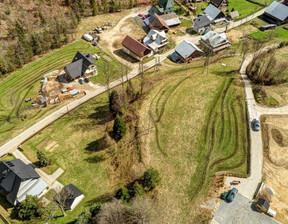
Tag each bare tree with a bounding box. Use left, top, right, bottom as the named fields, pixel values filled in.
left=240, top=36, right=250, bottom=69
left=139, top=59, right=145, bottom=95
left=203, top=49, right=213, bottom=75
left=101, top=61, right=118, bottom=99
left=53, top=187, right=73, bottom=217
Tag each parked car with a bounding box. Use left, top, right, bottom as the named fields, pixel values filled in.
left=252, top=119, right=260, bottom=131
left=226, top=188, right=238, bottom=202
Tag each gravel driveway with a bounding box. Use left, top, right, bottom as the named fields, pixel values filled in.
left=213, top=193, right=279, bottom=224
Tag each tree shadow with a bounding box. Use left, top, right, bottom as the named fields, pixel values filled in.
left=88, top=105, right=113, bottom=126
left=213, top=69, right=239, bottom=77
left=85, top=192, right=113, bottom=206
left=85, top=136, right=110, bottom=152
left=84, top=154, right=106, bottom=163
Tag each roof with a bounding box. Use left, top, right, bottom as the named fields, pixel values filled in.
left=175, top=40, right=203, bottom=59
left=0, top=160, right=46, bottom=205
left=143, top=29, right=168, bottom=51
left=65, top=52, right=97, bottom=79
left=159, top=0, right=174, bottom=10
left=159, top=12, right=181, bottom=26
left=201, top=31, right=230, bottom=48
left=193, top=15, right=212, bottom=31
left=1, top=160, right=39, bottom=180
left=204, top=4, right=224, bottom=20
left=150, top=14, right=169, bottom=30
left=261, top=24, right=277, bottom=28
left=122, top=35, right=151, bottom=57
left=210, top=0, right=225, bottom=7
left=64, top=184, right=83, bottom=198
left=257, top=198, right=270, bottom=210
left=228, top=11, right=239, bottom=19
left=264, top=1, right=288, bottom=22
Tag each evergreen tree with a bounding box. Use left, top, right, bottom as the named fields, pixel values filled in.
left=113, top=113, right=127, bottom=140
left=143, top=168, right=161, bottom=191
left=37, top=149, right=49, bottom=167
left=16, top=195, right=41, bottom=220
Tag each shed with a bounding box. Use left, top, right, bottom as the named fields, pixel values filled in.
left=228, top=11, right=239, bottom=20
left=259, top=24, right=277, bottom=31
left=60, top=184, right=84, bottom=211
left=203, top=4, right=225, bottom=21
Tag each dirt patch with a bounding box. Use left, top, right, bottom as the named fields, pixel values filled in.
left=45, top=141, right=59, bottom=152
left=261, top=115, right=288, bottom=224
left=36, top=138, right=50, bottom=149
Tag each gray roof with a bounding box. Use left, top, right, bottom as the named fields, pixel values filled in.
left=175, top=40, right=203, bottom=59
left=65, top=52, right=97, bottom=79
left=0, top=159, right=47, bottom=205
left=62, top=184, right=83, bottom=209
left=264, top=1, right=288, bottom=22
left=143, top=29, right=168, bottom=52
left=159, top=12, right=181, bottom=26
left=193, top=15, right=212, bottom=32
left=228, top=11, right=239, bottom=19
left=204, top=4, right=224, bottom=20
left=200, top=31, right=230, bottom=48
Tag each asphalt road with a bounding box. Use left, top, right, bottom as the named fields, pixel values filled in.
left=213, top=193, right=279, bottom=224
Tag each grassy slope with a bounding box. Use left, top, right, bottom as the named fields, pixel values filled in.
left=141, top=56, right=249, bottom=223
left=0, top=40, right=120, bottom=146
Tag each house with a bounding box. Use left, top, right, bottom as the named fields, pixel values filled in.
left=200, top=31, right=231, bottom=53
left=263, top=1, right=288, bottom=25
left=144, top=14, right=169, bottom=31
left=148, top=0, right=174, bottom=15
left=193, top=15, right=213, bottom=34
left=170, top=40, right=203, bottom=62
left=59, top=184, right=84, bottom=211
left=122, top=35, right=152, bottom=61
left=143, top=29, right=169, bottom=53
left=64, top=52, right=98, bottom=81
left=0, top=159, right=48, bottom=206
left=159, top=12, right=181, bottom=27
left=210, top=0, right=229, bottom=8
left=203, top=4, right=225, bottom=21
left=228, top=11, right=239, bottom=20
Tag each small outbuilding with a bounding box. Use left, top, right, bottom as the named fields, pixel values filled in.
left=171, top=40, right=203, bottom=62
left=122, top=35, right=152, bottom=61
left=61, top=184, right=84, bottom=211
left=143, top=29, right=169, bottom=53
left=228, top=11, right=239, bottom=20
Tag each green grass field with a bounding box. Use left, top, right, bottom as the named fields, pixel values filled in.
left=250, top=28, right=288, bottom=41
left=139, top=56, right=249, bottom=223
left=0, top=40, right=121, bottom=147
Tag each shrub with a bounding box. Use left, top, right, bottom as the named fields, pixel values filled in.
left=16, top=195, right=41, bottom=220
left=116, top=187, right=132, bottom=203
left=279, top=41, right=285, bottom=48
left=143, top=168, right=161, bottom=191
left=109, top=90, right=122, bottom=114
left=113, top=113, right=127, bottom=140
left=37, top=149, right=49, bottom=167
left=132, top=181, right=145, bottom=196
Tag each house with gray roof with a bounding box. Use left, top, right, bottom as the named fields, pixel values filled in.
left=264, top=1, right=288, bottom=25
left=0, top=159, right=47, bottom=205
left=143, top=29, right=169, bottom=53
left=149, top=0, right=175, bottom=15
left=200, top=31, right=231, bottom=53
left=159, top=12, right=181, bottom=27
left=171, top=40, right=203, bottom=62
left=203, top=4, right=225, bottom=21
left=193, top=15, right=213, bottom=34
left=64, top=52, right=98, bottom=81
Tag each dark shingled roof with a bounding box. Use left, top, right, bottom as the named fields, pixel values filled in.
left=122, top=35, right=151, bottom=57
left=61, top=184, right=84, bottom=210
left=210, top=0, right=225, bottom=7
left=194, top=15, right=212, bottom=28
left=1, top=160, right=39, bottom=180
left=65, top=52, right=97, bottom=80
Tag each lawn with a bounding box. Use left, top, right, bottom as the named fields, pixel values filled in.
left=139, top=56, right=250, bottom=223
left=179, top=18, right=193, bottom=28
left=0, top=40, right=122, bottom=147
left=250, top=28, right=288, bottom=41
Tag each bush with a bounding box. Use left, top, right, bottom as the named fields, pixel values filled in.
left=109, top=90, right=122, bottom=114
left=16, top=195, right=41, bottom=220
left=279, top=41, right=285, bottom=48
left=132, top=181, right=145, bottom=196
left=37, top=149, right=49, bottom=167
left=113, top=113, right=127, bottom=140
left=143, top=168, right=161, bottom=191
left=76, top=203, right=102, bottom=224
left=116, top=187, right=132, bottom=203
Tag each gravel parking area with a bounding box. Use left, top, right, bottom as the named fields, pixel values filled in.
left=213, top=193, right=279, bottom=224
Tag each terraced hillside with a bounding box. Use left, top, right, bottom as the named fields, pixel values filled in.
left=141, top=56, right=250, bottom=223
left=0, top=40, right=118, bottom=145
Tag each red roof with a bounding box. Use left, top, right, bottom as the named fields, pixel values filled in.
left=154, top=14, right=169, bottom=30
left=122, top=35, right=151, bottom=57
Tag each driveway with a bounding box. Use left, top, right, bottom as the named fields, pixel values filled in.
left=213, top=193, right=279, bottom=224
